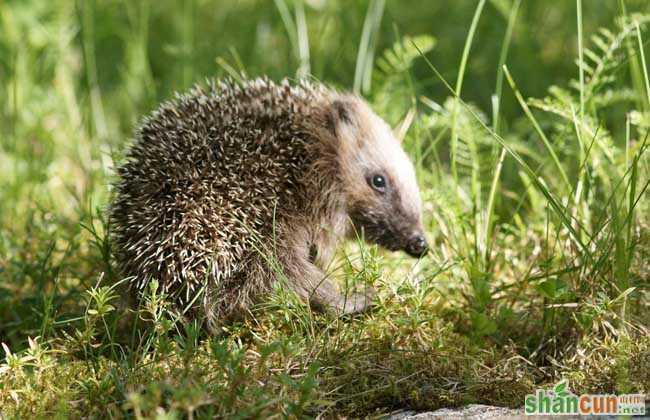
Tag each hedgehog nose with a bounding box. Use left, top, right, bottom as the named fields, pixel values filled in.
left=405, top=234, right=428, bottom=258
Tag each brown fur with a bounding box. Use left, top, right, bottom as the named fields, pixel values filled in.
left=110, top=78, right=424, bottom=331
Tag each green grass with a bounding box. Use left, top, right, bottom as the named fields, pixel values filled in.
left=1, top=1, right=649, bottom=418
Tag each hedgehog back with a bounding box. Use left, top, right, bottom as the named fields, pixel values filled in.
left=111, top=79, right=327, bottom=303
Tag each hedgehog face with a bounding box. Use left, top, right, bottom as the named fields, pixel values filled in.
left=329, top=97, right=428, bottom=258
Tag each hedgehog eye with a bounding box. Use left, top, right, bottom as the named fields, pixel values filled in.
left=369, top=174, right=387, bottom=192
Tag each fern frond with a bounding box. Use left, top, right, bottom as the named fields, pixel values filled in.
left=375, top=35, right=436, bottom=76
left=371, top=35, right=436, bottom=123
left=581, top=14, right=650, bottom=103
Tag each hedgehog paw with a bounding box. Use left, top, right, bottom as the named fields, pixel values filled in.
left=337, top=290, right=375, bottom=314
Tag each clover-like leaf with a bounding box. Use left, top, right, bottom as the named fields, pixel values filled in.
left=554, top=380, right=570, bottom=397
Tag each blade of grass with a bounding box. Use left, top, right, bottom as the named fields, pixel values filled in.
left=582, top=129, right=649, bottom=252
left=584, top=131, right=649, bottom=283
left=625, top=118, right=637, bottom=281
left=446, top=0, right=486, bottom=268
left=215, top=57, right=245, bottom=82
left=362, top=0, right=385, bottom=93
left=182, top=0, right=196, bottom=87
left=635, top=20, right=650, bottom=107
left=274, top=0, right=299, bottom=73
left=569, top=105, right=587, bottom=243
left=450, top=0, right=486, bottom=183
left=485, top=0, right=521, bottom=264
left=353, top=0, right=385, bottom=94
left=619, top=0, right=647, bottom=111
left=588, top=177, right=650, bottom=284
left=414, top=43, right=590, bottom=257
left=577, top=0, right=585, bottom=118
left=78, top=0, right=108, bottom=141
left=503, top=65, right=572, bottom=191
left=295, top=0, right=310, bottom=79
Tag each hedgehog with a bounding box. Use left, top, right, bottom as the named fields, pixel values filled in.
left=110, top=77, right=428, bottom=330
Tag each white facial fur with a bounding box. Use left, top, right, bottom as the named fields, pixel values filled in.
left=360, top=111, right=422, bottom=220
left=332, top=96, right=425, bottom=254
left=335, top=98, right=422, bottom=222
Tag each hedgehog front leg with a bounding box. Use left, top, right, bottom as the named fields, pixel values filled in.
left=281, top=244, right=373, bottom=314
left=308, top=271, right=372, bottom=314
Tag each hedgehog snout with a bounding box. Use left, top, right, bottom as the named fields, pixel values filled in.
left=404, top=233, right=428, bottom=258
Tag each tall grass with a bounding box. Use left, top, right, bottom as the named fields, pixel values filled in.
left=0, top=1, right=649, bottom=417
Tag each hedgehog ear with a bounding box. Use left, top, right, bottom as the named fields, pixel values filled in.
left=326, top=99, right=354, bottom=136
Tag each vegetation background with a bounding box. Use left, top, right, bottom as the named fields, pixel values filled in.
left=0, top=0, right=649, bottom=417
